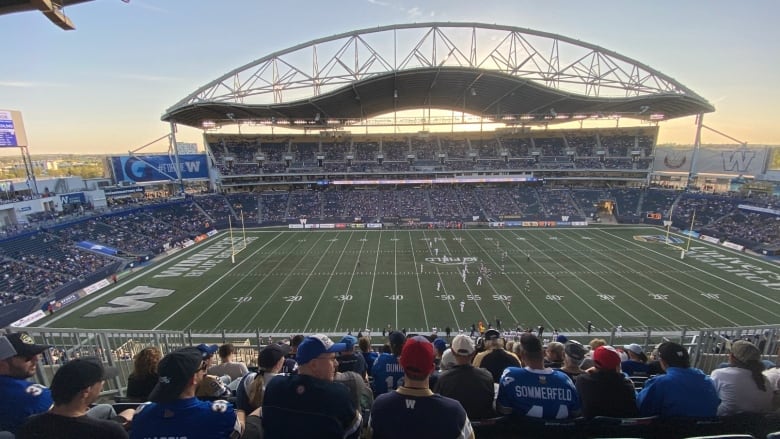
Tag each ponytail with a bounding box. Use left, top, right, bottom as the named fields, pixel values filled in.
left=247, top=369, right=267, bottom=409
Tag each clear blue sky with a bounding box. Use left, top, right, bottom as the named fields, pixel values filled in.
left=1, top=0, right=778, bottom=155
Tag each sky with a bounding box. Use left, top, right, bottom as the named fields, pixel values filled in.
left=1, top=0, right=779, bottom=156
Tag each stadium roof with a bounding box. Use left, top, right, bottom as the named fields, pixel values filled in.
left=163, top=22, right=715, bottom=129
left=0, top=0, right=96, bottom=30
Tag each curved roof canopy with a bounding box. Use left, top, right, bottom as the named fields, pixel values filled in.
left=163, top=22, right=714, bottom=129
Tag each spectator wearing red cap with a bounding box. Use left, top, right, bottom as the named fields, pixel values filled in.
left=262, top=334, right=362, bottom=439
left=636, top=342, right=720, bottom=418
left=574, top=346, right=638, bottom=419
left=497, top=333, right=580, bottom=420
left=369, top=336, right=474, bottom=439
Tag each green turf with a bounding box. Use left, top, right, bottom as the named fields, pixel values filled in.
left=42, top=226, right=780, bottom=334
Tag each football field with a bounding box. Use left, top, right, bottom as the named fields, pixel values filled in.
left=43, top=226, right=780, bottom=335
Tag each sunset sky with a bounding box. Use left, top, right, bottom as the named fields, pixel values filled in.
left=1, top=0, right=778, bottom=155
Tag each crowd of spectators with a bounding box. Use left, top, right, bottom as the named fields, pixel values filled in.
left=4, top=328, right=778, bottom=438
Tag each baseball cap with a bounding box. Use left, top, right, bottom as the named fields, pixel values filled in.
left=730, top=340, right=760, bottom=363
left=451, top=335, right=475, bottom=356
left=624, top=343, right=644, bottom=355
left=400, top=336, right=435, bottom=377
left=196, top=343, right=219, bottom=357
left=149, top=347, right=204, bottom=403
left=432, top=338, right=447, bottom=353
left=258, top=343, right=291, bottom=369
left=556, top=334, right=568, bottom=343
left=658, top=342, right=690, bottom=367
left=483, top=329, right=501, bottom=341
left=564, top=341, right=586, bottom=362
left=388, top=331, right=406, bottom=346
left=440, top=349, right=457, bottom=370
left=295, top=334, right=348, bottom=365
left=0, top=336, right=17, bottom=361
left=50, top=357, right=118, bottom=402
left=340, top=335, right=358, bottom=349
left=593, top=346, right=621, bottom=370
left=6, top=332, right=50, bottom=358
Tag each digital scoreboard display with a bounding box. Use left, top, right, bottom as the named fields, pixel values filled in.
left=0, top=110, right=28, bottom=148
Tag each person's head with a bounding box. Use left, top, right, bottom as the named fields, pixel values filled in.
left=546, top=341, right=565, bottom=362
left=588, top=338, right=607, bottom=352
left=432, top=338, right=447, bottom=357
left=295, top=334, right=348, bottom=381
left=132, top=346, right=162, bottom=378
left=450, top=335, right=475, bottom=365
left=564, top=341, right=587, bottom=368
left=149, top=347, right=209, bottom=403
left=358, top=336, right=372, bottom=354
left=258, top=343, right=290, bottom=372
left=729, top=340, right=767, bottom=392
left=483, top=329, right=503, bottom=350
left=340, top=335, right=358, bottom=354
left=290, top=334, right=305, bottom=354
left=196, top=343, right=218, bottom=366
left=217, top=343, right=236, bottom=361
left=50, top=357, right=117, bottom=406
left=399, top=336, right=435, bottom=382
left=518, top=333, right=544, bottom=366
left=592, top=346, right=621, bottom=372
left=623, top=343, right=648, bottom=363
left=0, top=332, right=50, bottom=379
left=657, top=342, right=690, bottom=369
left=388, top=331, right=406, bottom=356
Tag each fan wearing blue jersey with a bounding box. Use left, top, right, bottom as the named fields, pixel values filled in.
left=0, top=333, right=54, bottom=435
left=130, top=347, right=241, bottom=439
left=497, top=333, right=581, bottom=420
left=369, top=336, right=474, bottom=439
left=371, top=331, right=406, bottom=395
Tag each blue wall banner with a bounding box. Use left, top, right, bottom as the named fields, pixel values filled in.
left=111, top=154, right=209, bottom=183
left=77, top=241, right=119, bottom=256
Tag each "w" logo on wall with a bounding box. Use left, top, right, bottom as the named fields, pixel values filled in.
left=721, top=150, right=755, bottom=172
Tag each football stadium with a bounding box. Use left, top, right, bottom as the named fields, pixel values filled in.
left=1, top=14, right=779, bottom=439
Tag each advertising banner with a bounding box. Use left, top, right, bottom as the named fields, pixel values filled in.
left=111, top=154, right=209, bottom=183
left=653, top=146, right=694, bottom=172
left=77, top=241, right=119, bottom=256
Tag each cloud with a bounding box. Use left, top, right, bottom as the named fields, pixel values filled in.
left=406, top=6, right=423, bottom=18
left=366, top=0, right=389, bottom=5
left=116, top=73, right=180, bottom=82
left=0, top=81, right=65, bottom=88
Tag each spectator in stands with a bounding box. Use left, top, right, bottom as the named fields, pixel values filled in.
left=763, top=346, right=780, bottom=410
left=473, top=329, right=520, bottom=383
left=497, top=333, right=580, bottom=419
left=358, top=336, right=378, bottom=376
left=235, top=343, right=289, bottom=424
left=17, top=357, right=132, bottom=439
left=647, top=343, right=665, bottom=376
left=710, top=340, right=773, bottom=415
left=126, top=346, right=162, bottom=402
left=636, top=341, right=720, bottom=417
left=337, top=335, right=367, bottom=379
left=558, top=341, right=587, bottom=381
left=371, top=331, right=406, bottom=395
left=0, top=332, right=53, bottom=434
left=369, top=336, right=474, bottom=439
left=544, top=341, right=565, bottom=369
left=581, top=338, right=607, bottom=369
left=130, top=347, right=241, bottom=439
left=575, top=346, right=639, bottom=419
left=262, top=334, right=362, bottom=439
left=282, top=335, right=303, bottom=374
left=208, top=343, right=249, bottom=381
left=334, top=369, right=374, bottom=417
left=621, top=343, right=650, bottom=377
left=433, top=334, right=495, bottom=420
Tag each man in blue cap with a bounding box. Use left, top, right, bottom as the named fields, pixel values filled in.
left=130, top=347, right=241, bottom=439
left=262, top=334, right=362, bottom=439
left=337, top=335, right=367, bottom=379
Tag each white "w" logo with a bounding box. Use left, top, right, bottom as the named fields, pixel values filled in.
left=405, top=399, right=416, bottom=409
left=722, top=150, right=755, bottom=172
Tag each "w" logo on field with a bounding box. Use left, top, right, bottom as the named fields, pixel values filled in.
left=721, top=150, right=755, bottom=172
